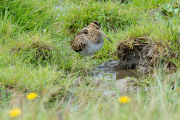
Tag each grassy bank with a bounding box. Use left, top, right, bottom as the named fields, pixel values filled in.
left=0, top=0, right=180, bottom=119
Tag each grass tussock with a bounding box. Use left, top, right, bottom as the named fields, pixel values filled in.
left=11, top=41, right=59, bottom=65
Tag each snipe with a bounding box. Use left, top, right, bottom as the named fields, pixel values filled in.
left=71, top=21, right=112, bottom=56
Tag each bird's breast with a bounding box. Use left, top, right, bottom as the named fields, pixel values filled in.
left=79, top=42, right=104, bottom=56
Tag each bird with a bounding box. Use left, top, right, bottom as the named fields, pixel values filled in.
left=71, top=21, right=112, bottom=56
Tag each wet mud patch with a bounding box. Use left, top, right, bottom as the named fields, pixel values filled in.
left=71, top=65, right=142, bottom=97
left=96, top=60, right=139, bottom=79
left=116, top=37, right=177, bottom=74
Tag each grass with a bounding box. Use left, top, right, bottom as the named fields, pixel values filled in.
left=0, top=0, right=180, bottom=119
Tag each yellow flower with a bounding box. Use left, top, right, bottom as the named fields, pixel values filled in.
left=118, top=96, right=130, bottom=104
left=9, top=108, right=21, bottom=118
left=27, top=93, right=37, bottom=100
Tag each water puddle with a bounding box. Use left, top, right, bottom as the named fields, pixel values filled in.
left=95, top=60, right=139, bottom=80
left=95, top=68, right=139, bottom=80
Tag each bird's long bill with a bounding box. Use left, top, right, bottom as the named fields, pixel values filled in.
left=98, top=30, right=112, bottom=42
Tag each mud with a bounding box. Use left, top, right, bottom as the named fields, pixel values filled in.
left=96, top=60, right=139, bottom=79
left=116, top=37, right=177, bottom=74
left=71, top=75, right=142, bottom=97
left=72, top=62, right=143, bottom=97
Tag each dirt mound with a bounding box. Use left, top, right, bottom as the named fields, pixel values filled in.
left=117, top=37, right=177, bottom=73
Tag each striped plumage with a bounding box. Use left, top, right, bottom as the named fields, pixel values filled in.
left=71, top=21, right=112, bottom=56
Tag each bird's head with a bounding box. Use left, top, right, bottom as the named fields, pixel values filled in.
left=89, top=21, right=112, bottom=42
left=89, top=21, right=100, bottom=30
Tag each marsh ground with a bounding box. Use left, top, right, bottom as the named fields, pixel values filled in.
left=0, top=0, right=180, bottom=120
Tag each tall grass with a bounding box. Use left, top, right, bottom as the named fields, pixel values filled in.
left=59, top=0, right=140, bottom=35
left=0, top=69, right=180, bottom=120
